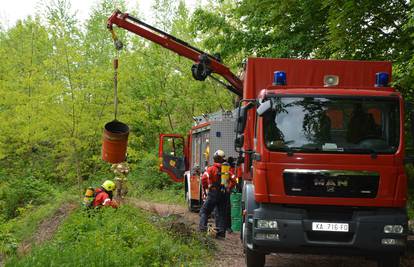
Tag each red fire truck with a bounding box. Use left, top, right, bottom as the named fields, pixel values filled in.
left=108, top=10, right=413, bottom=267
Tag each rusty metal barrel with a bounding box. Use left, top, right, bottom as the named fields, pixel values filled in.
left=102, top=120, right=129, bottom=164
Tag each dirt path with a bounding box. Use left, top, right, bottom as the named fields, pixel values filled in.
left=16, top=202, right=78, bottom=256
left=128, top=199, right=414, bottom=267
left=126, top=198, right=245, bottom=266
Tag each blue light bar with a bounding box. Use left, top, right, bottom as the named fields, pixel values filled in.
left=375, top=72, right=389, bottom=87
left=273, top=71, right=287, bottom=85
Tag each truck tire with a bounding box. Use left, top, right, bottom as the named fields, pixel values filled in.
left=245, top=248, right=265, bottom=267
left=377, top=255, right=400, bottom=267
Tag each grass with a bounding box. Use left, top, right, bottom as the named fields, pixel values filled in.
left=128, top=181, right=186, bottom=206
left=408, top=198, right=413, bottom=219
left=6, top=205, right=212, bottom=267
left=0, top=191, right=77, bottom=256
left=406, top=166, right=414, bottom=220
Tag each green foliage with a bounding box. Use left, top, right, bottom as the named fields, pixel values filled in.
left=6, top=206, right=211, bottom=267
left=192, top=0, right=411, bottom=60
left=131, top=151, right=173, bottom=190
left=130, top=179, right=185, bottom=205
left=407, top=165, right=414, bottom=219
left=0, top=178, right=54, bottom=219
left=0, top=0, right=233, bottom=194
left=0, top=193, right=76, bottom=257
left=0, top=230, right=18, bottom=255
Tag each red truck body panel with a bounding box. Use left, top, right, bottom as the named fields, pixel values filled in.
left=243, top=58, right=392, bottom=99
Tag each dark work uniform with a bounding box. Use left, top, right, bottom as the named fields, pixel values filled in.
left=199, top=163, right=226, bottom=237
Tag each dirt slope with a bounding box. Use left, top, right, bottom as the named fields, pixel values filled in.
left=16, top=203, right=78, bottom=256
left=128, top=199, right=414, bottom=267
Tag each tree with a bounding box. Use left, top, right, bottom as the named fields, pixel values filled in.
left=192, top=0, right=411, bottom=60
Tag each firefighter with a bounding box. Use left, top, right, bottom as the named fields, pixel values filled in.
left=199, top=150, right=229, bottom=238
left=92, top=180, right=119, bottom=208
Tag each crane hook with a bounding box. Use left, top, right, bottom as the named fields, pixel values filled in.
left=109, top=28, right=123, bottom=51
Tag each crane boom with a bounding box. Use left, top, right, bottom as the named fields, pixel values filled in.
left=107, top=10, right=243, bottom=96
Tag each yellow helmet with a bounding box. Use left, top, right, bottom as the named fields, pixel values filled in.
left=102, top=180, right=116, bottom=192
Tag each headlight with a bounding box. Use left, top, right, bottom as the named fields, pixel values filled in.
left=392, top=225, right=404, bottom=234
left=257, top=219, right=278, bottom=229
left=384, top=225, right=404, bottom=234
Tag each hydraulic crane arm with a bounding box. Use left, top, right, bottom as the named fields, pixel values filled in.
left=107, top=10, right=243, bottom=96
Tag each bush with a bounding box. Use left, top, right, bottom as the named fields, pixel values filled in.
left=133, top=152, right=173, bottom=190
left=0, top=178, right=54, bottom=219
left=0, top=229, right=17, bottom=255
left=407, top=165, right=414, bottom=219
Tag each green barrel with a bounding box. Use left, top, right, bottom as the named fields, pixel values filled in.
left=230, top=193, right=242, bottom=232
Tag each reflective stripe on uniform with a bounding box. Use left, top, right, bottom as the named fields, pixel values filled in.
left=103, top=198, right=111, bottom=205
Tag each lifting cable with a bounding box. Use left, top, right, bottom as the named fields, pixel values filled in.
left=110, top=28, right=123, bottom=120
left=113, top=52, right=119, bottom=120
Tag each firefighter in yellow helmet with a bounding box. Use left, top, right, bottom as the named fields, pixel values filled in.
left=92, top=180, right=119, bottom=208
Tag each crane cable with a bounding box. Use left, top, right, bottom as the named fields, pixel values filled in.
left=109, top=28, right=123, bottom=120
left=113, top=52, right=119, bottom=120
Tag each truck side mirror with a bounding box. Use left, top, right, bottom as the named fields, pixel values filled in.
left=235, top=101, right=255, bottom=135
left=235, top=133, right=245, bottom=148
left=257, top=99, right=272, bottom=117
left=234, top=101, right=255, bottom=149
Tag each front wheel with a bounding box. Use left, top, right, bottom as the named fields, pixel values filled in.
left=377, top=255, right=400, bottom=267
left=243, top=221, right=265, bottom=267
left=245, top=248, right=265, bottom=267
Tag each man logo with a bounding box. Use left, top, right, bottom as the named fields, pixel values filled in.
left=326, top=179, right=336, bottom=192
left=337, top=179, right=349, bottom=187
left=314, top=178, right=325, bottom=186
left=313, top=178, right=349, bottom=192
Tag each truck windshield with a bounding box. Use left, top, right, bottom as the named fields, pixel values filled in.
left=263, top=96, right=400, bottom=154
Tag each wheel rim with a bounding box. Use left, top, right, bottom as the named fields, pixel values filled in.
left=242, top=222, right=246, bottom=248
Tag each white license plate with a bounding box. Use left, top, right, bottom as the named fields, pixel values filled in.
left=312, top=222, right=349, bottom=232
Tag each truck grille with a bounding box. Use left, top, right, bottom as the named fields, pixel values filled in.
left=306, top=231, right=354, bottom=243
left=283, top=169, right=379, bottom=198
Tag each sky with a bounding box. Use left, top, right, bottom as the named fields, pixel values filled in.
left=0, top=0, right=198, bottom=28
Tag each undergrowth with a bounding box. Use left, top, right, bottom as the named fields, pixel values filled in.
left=0, top=192, right=76, bottom=256
left=6, top=205, right=212, bottom=267
left=129, top=181, right=185, bottom=205
left=407, top=166, right=414, bottom=219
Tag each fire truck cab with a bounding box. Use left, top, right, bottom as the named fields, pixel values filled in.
left=236, top=58, right=413, bottom=267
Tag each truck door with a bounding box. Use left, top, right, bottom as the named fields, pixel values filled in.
left=159, top=134, right=185, bottom=182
